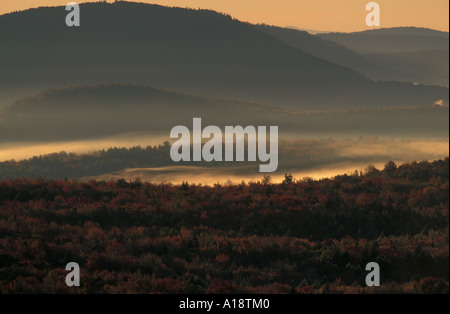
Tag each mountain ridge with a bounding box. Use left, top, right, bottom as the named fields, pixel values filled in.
left=318, top=27, right=449, bottom=53
left=0, top=1, right=447, bottom=110
left=257, top=24, right=449, bottom=87
left=323, top=27, right=448, bottom=37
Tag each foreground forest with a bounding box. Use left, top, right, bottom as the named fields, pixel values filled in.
left=0, top=159, right=448, bottom=293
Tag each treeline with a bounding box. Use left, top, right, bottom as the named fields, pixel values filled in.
left=0, top=142, right=264, bottom=180
left=1, top=141, right=449, bottom=182
left=0, top=159, right=448, bottom=293
left=0, top=143, right=174, bottom=180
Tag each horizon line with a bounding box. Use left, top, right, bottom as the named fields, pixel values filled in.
left=0, top=1, right=448, bottom=34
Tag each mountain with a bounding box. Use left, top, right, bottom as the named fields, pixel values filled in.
left=1, top=84, right=447, bottom=143
left=255, top=25, right=396, bottom=81
left=0, top=2, right=447, bottom=110
left=254, top=24, right=375, bottom=70
left=318, top=27, right=449, bottom=54
left=257, top=25, right=449, bottom=87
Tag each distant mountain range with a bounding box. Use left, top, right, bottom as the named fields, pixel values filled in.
left=257, top=25, right=449, bottom=87
left=0, top=2, right=448, bottom=111
left=318, top=27, right=449, bottom=53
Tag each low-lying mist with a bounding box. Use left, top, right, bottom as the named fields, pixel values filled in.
left=39, top=136, right=450, bottom=184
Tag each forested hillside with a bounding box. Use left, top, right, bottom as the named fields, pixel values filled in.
left=0, top=159, right=448, bottom=293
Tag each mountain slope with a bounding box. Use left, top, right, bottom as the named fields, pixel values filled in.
left=257, top=25, right=449, bottom=87
left=254, top=24, right=380, bottom=72
left=364, top=49, right=449, bottom=87
left=318, top=27, right=449, bottom=54
left=0, top=2, right=447, bottom=110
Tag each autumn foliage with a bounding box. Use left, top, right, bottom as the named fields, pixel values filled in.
left=0, top=159, right=448, bottom=293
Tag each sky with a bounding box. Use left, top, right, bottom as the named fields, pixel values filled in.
left=0, top=0, right=448, bottom=33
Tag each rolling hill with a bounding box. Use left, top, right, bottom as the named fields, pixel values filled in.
left=318, top=27, right=449, bottom=53
left=0, top=84, right=448, bottom=143
left=0, top=2, right=447, bottom=110
left=364, top=49, right=449, bottom=87
left=257, top=25, right=449, bottom=87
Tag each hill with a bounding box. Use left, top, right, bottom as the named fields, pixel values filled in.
left=258, top=25, right=449, bottom=87
left=0, top=84, right=448, bottom=143
left=318, top=27, right=449, bottom=54
left=364, top=49, right=449, bottom=87
left=0, top=2, right=447, bottom=110
left=0, top=84, right=284, bottom=142
left=254, top=24, right=381, bottom=74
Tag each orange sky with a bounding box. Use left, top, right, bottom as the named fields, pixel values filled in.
left=1, top=0, right=448, bottom=32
